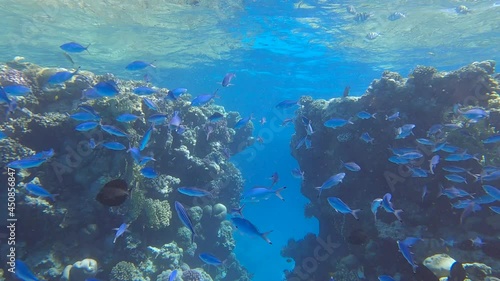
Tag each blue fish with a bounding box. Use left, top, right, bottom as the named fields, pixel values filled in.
left=169, top=111, right=181, bottom=130
left=0, top=131, right=7, bottom=140
left=178, top=187, right=213, bottom=197
left=399, top=152, right=423, bottom=160
left=357, top=111, right=376, bottom=119
left=490, top=206, right=500, bottom=214
left=416, top=138, right=434, bottom=146
left=140, top=167, right=158, bottom=178
left=125, top=60, right=156, bottom=71
left=147, top=114, right=168, bottom=124
left=324, top=118, right=353, bottom=128
left=208, top=112, right=224, bottom=122
left=102, top=142, right=126, bottom=151
left=397, top=240, right=418, bottom=273
left=116, top=113, right=141, bottom=123
left=168, top=270, right=178, bottom=281
left=371, top=198, right=383, bottom=221
left=199, top=253, right=223, bottom=266
left=0, top=86, right=12, bottom=104
left=47, top=67, right=80, bottom=85
left=429, top=155, right=439, bottom=174
left=388, top=11, right=406, bottom=21
left=81, top=87, right=102, bottom=99
left=3, top=84, right=31, bottom=96
left=381, top=193, right=403, bottom=222
left=385, top=112, right=399, bottom=121
left=140, top=125, right=154, bottom=151
left=388, top=156, right=410, bottom=165
left=231, top=217, right=272, bottom=244
left=459, top=107, right=489, bottom=121
left=69, top=112, right=100, bottom=121
left=133, top=86, right=157, bottom=96
left=315, top=173, right=345, bottom=197
left=482, top=185, right=500, bottom=200
left=482, top=134, right=500, bottom=144
left=175, top=201, right=196, bottom=243
left=480, top=170, right=500, bottom=182
left=93, top=81, right=119, bottom=97
left=341, top=161, right=361, bottom=172
left=221, top=73, right=236, bottom=87
left=191, top=90, right=219, bottom=106
left=275, top=100, right=299, bottom=109
left=445, top=174, right=467, bottom=183
left=139, top=156, right=156, bottom=166
left=327, top=197, right=361, bottom=220
left=127, top=146, right=142, bottom=164
left=167, top=88, right=187, bottom=100
left=78, top=104, right=100, bottom=116
left=360, top=132, right=374, bottom=143
left=445, top=152, right=477, bottom=162
left=291, top=168, right=304, bottom=179
left=143, top=98, right=159, bottom=111
left=378, top=275, right=395, bottom=281
left=60, top=42, right=90, bottom=53
left=8, top=157, right=48, bottom=169
left=243, top=186, right=287, bottom=202
left=25, top=183, right=57, bottom=201
left=89, top=138, right=97, bottom=149
left=101, top=124, right=128, bottom=138
left=15, top=260, right=40, bottom=281
left=75, top=121, right=99, bottom=132
left=113, top=223, right=128, bottom=243
left=441, top=144, right=460, bottom=153
left=234, top=114, right=253, bottom=129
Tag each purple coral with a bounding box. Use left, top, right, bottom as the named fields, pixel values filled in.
left=181, top=269, right=203, bottom=281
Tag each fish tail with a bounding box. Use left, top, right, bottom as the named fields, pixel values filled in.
left=50, top=194, right=59, bottom=202
left=394, top=209, right=403, bottom=223
left=261, top=230, right=273, bottom=245
left=372, top=113, right=377, bottom=119
left=274, top=186, right=287, bottom=201
left=351, top=209, right=362, bottom=220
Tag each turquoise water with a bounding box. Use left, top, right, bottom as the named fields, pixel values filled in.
left=1, top=0, right=500, bottom=280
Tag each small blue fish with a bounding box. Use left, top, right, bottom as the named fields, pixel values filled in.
left=483, top=185, right=500, bottom=200
left=89, top=138, right=97, bottom=149
left=167, top=88, right=187, bottom=100
left=482, top=134, right=500, bottom=144
left=388, top=156, right=410, bottom=165
left=445, top=173, right=467, bottom=183
left=3, top=84, right=31, bottom=96
left=327, top=197, right=361, bottom=220
left=101, top=124, right=128, bottom=138
left=47, top=67, right=80, bottom=85
left=191, top=90, right=219, bottom=106
left=324, top=118, right=353, bottom=128
left=459, top=107, right=489, bottom=121
left=175, top=201, right=196, bottom=243
left=221, top=73, right=236, bottom=87
left=275, top=100, right=299, bottom=109
left=400, top=152, right=423, bottom=160
left=208, top=112, right=224, bottom=122
left=199, top=253, right=223, bottom=266
left=490, top=206, right=500, bottom=214
left=357, top=111, right=376, bottom=119
left=125, top=60, right=156, bottom=71
left=78, top=104, right=100, bottom=116
left=75, top=121, right=99, bottom=132
left=143, top=98, right=159, bottom=111
left=139, top=156, right=156, bottom=166
left=388, top=11, right=406, bottom=21
left=439, top=185, right=473, bottom=199
left=360, top=132, right=374, bottom=143
left=15, top=260, right=40, bottom=281
left=445, top=152, right=477, bottom=162
left=113, top=223, right=128, bottom=243
left=480, top=170, right=500, bottom=182
left=315, top=173, right=345, bottom=197
left=8, top=157, right=47, bottom=169
left=25, top=183, right=57, bottom=201
left=93, top=81, right=119, bottom=97
left=342, top=161, right=361, bottom=172
left=429, top=155, right=439, bottom=174
left=378, top=275, right=395, bottom=281
left=397, top=240, right=418, bottom=273
left=141, top=167, right=158, bottom=178
left=416, top=138, right=434, bottom=146
left=441, top=144, right=460, bottom=153
left=381, top=193, right=403, bottom=222
left=178, top=187, right=213, bottom=197
left=243, top=186, right=287, bottom=202
left=291, top=168, right=304, bottom=179
left=385, top=112, right=399, bottom=121
left=471, top=237, right=485, bottom=247
left=60, top=42, right=90, bottom=53
left=395, top=124, right=415, bottom=139
left=127, top=146, right=142, bottom=164
left=69, top=112, right=100, bottom=121
left=409, top=167, right=428, bottom=178
left=371, top=198, right=383, bottom=221
left=0, top=131, right=7, bottom=140
left=102, top=142, right=126, bottom=151
left=116, top=113, right=141, bottom=123
left=147, top=114, right=168, bottom=124
left=422, top=185, right=428, bottom=202
left=231, top=217, right=273, bottom=244
left=169, top=111, right=181, bottom=130
left=234, top=114, right=253, bottom=129
left=140, top=125, right=154, bottom=151
left=133, top=86, right=157, bottom=96
left=168, top=270, right=178, bottom=281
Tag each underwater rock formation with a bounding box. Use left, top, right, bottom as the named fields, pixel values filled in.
left=61, top=258, right=98, bottom=281
left=0, top=59, right=252, bottom=280
left=283, top=61, right=500, bottom=280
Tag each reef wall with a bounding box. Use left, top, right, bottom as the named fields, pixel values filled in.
left=283, top=61, right=500, bottom=281
left=0, top=58, right=252, bottom=281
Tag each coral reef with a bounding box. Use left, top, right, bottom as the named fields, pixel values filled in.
left=283, top=61, right=500, bottom=280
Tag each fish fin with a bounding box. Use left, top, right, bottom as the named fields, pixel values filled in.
left=261, top=230, right=273, bottom=245
left=275, top=186, right=287, bottom=201
left=352, top=209, right=362, bottom=220
left=394, top=209, right=404, bottom=223
left=372, top=113, right=377, bottom=119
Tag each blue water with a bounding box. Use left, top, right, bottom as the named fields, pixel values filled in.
left=1, top=0, right=500, bottom=280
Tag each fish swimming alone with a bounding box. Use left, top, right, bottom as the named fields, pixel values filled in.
left=95, top=179, right=130, bottom=206
left=231, top=217, right=273, bottom=244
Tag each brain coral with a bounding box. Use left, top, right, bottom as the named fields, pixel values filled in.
left=144, top=198, right=172, bottom=230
